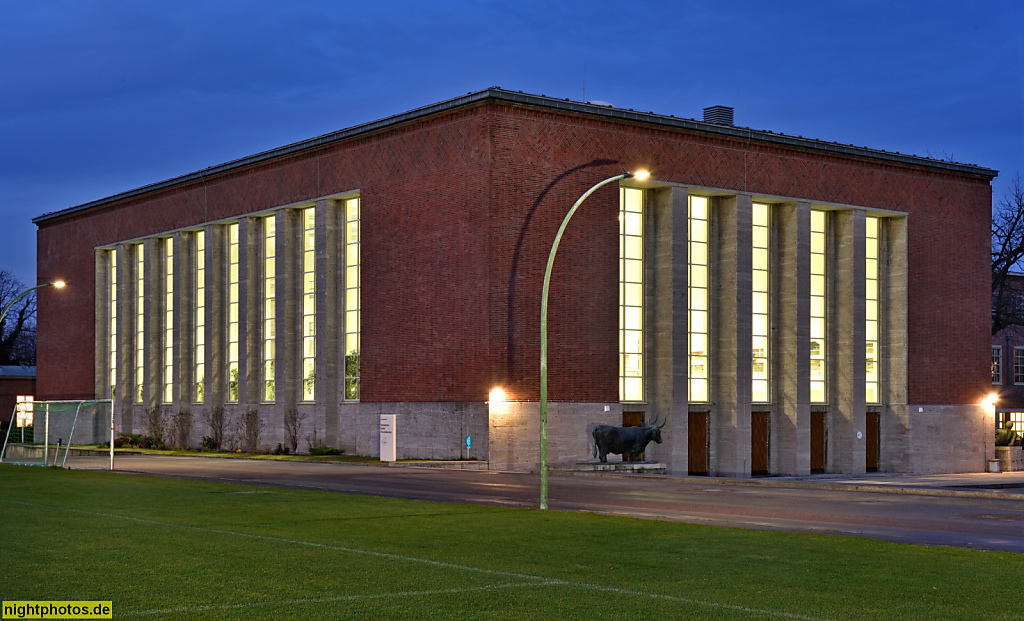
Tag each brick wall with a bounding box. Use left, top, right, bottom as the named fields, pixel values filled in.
left=36, top=99, right=992, bottom=407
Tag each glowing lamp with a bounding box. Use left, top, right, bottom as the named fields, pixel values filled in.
left=489, top=387, right=507, bottom=414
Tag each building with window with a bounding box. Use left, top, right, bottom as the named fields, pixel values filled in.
left=0, top=366, right=36, bottom=428
left=34, top=88, right=997, bottom=475
left=992, top=272, right=1024, bottom=444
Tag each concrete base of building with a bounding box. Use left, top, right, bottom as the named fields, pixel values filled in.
left=995, top=446, right=1024, bottom=472
left=905, top=404, right=995, bottom=474
left=124, top=401, right=996, bottom=475
left=488, top=401, right=624, bottom=472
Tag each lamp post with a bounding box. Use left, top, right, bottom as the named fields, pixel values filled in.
left=0, top=280, right=65, bottom=328
left=539, top=171, right=648, bottom=510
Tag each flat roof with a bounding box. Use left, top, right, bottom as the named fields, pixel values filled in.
left=34, top=87, right=999, bottom=224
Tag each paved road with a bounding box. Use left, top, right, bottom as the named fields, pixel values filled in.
left=113, top=455, right=1024, bottom=553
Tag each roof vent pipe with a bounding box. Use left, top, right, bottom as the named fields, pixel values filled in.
left=703, top=105, right=734, bottom=126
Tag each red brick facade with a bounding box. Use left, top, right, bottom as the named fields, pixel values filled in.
left=35, top=92, right=994, bottom=409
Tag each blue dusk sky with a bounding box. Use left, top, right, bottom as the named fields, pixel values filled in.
left=2, top=0, right=1022, bottom=286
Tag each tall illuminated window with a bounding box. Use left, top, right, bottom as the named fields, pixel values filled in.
left=135, top=245, right=145, bottom=403
left=619, top=187, right=644, bottom=402
left=810, top=210, right=827, bottom=403
left=689, top=196, right=710, bottom=402
left=344, top=198, right=361, bottom=400
left=227, top=223, right=239, bottom=402
left=865, top=216, right=879, bottom=403
left=752, top=203, right=770, bottom=403
left=263, top=216, right=276, bottom=401
left=109, top=250, right=117, bottom=400
left=194, top=231, right=205, bottom=402
left=163, top=239, right=174, bottom=404
left=302, top=208, right=315, bottom=401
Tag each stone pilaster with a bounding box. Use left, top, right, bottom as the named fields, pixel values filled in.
left=775, top=201, right=811, bottom=475
left=144, top=238, right=161, bottom=413
left=205, top=224, right=225, bottom=410
left=115, top=244, right=134, bottom=432
left=240, top=217, right=261, bottom=409
left=315, top=199, right=340, bottom=447
left=833, top=210, right=866, bottom=474
left=882, top=216, right=909, bottom=471
left=174, top=232, right=195, bottom=414
left=94, top=250, right=110, bottom=401
left=647, top=185, right=689, bottom=473
left=276, top=208, right=299, bottom=419
left=713, top=194, right=753, bottom=476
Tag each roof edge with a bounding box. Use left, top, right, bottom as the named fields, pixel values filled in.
left=34, top=87, right=998, bottom=225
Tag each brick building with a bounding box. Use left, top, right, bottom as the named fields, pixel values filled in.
left=991, top=272, right=1024, bottom=440
left=0, top=366, right=35, bottom=427
left=34, top=88, right=997, bottom=475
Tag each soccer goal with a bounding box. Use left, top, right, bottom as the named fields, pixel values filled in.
left=1, top=400, right=114, bottom=470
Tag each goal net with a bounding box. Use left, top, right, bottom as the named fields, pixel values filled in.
left=1, top=400, right=114, bottom=470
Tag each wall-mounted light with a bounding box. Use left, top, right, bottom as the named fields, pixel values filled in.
left=489, top=387, right=507, bottom=414
left=982, top=393, right=998, bottom=411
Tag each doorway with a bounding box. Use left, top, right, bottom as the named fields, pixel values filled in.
left=622, top=411, right=644, bottom=462
left=688, top=412, right=708, bottom=475
left=810, top=412, right=826, bottom=474
left=751, top=412, right=770, bottom=476
left=866, top=412, right=880, bottom=472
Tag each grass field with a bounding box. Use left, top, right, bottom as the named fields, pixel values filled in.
left=1, top=465, right=1021, bottom=620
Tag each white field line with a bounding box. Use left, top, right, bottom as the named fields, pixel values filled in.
left=7, top=500, right=828, bottom=620
left=121, top=583, right=550, bottom=617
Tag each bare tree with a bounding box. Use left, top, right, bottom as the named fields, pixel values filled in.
left=992, top=175, right=1024, bottom=334
left=0, top=270, right=37, bottom=366
left=239, top=409, right=264, bottom=454
left=202, top=406, right=226, bottom=450
left=283, top=408, right=305, bottom=454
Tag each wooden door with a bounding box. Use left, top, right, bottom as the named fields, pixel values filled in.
left=751, top=412, right=769, bottom=476
left=622, top=411, right=644, bottom=462
left=866, top=412, right=880, bottom=472
left=688, top=412, right=708, bottom=475
left=810, top=412, right=826, bottom=474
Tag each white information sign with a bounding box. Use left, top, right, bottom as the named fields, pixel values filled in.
left=379, top=414, right=396, bottom=462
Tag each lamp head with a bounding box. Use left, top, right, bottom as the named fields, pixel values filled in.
left=632, top=170, right=651, bottom=181
left=52, top=281, right=66, bottom=289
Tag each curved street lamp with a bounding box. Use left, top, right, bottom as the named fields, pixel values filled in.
left=539, top=171, right=648, bottom=509
left=0, top=281, right=66, bottom=328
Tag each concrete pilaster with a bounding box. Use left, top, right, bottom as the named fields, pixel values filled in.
left=115, top=244, right=134, bottom=432
left=882, top=216, right=909, bottom=471
left=713, top=194, right=753, bottom=476
left=647, top=186, right=689, bottom=473
left=144, top=238, right=161, bottom=413
left=275, top=208, right=299, bottom=416
left=315, top=199, right=340, bottom=448
left=240, top=217, right=261, bottom=409
left=775, top=201, right=811, bottom=475
left=833, top=210, right=867, bottom=474
left=205, top=224, right=225, bottom=410
left=94, top=250, right=110, bottom=401
left=174, top=232, right=194, bottom=413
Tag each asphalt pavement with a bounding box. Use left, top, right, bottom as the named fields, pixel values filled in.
left=107, top=453, right=1024, bottom=553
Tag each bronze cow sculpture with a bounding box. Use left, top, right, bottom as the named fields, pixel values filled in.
left=592, top=416, right=665, bottom=462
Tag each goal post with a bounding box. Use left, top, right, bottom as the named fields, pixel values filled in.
left=1, top=400, right=114, bottom=470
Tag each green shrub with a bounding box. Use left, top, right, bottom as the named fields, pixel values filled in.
left=200, top=436, right=218, bottom=451
left=309, top=446, right=343, bottom=456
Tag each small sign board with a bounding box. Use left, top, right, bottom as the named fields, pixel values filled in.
left=379, top=414, right=396, bottom=462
